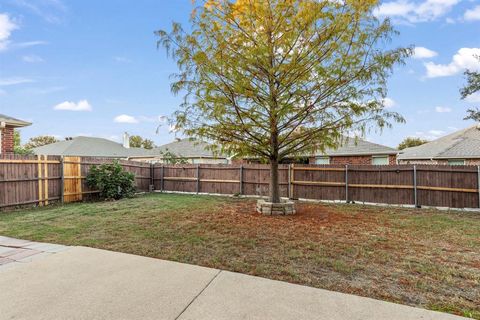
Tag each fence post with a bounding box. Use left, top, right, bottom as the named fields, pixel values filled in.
left=288, top=164, right=291, bottom=199
left=345, top=164, right=349, bottom=203
left=37, top=154, right=43, bottom=207
left=477, top=166, right=480, bottom=209
left=149, top=163, right=154, bottom=192
left=239, top=164, right=243, bottom=195
left=196, top=164, right=200, bottom=194
left=288, top=163, right=295, bottom=199
left=60, top=156, right=65, bottom=204
left=161, top=165, right=164, bottom=192
left=413, top=165, right=418, bottom=208
left=44, top=155, right=49, bottom=206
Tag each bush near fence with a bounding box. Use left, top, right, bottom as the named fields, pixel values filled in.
left=1, top=156, right=480, bottom=210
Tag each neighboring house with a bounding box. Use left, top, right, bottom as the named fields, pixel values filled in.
left=130, top=138, right=230, bottom=164
left=32, top=133, right=395, bottom=165
left=33, top=135, right=230, bottom=164
left=308, top=137, right=398, bottom=165
left=398, top=124, right=480, bottom=165
left=238, top=137, right=398, bottom=165
left=0, top=114, right=31, bottom=155
left=33, top=136, right=137, bottom=158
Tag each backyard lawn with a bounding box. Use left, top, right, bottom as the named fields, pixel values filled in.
left=0, top=193, right=479, bottom=319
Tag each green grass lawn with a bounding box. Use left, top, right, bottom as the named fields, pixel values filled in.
left=1, top=193, right=479, bottom=319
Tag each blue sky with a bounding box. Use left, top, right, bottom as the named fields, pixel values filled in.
left=0, top=0, right=479, bottom=148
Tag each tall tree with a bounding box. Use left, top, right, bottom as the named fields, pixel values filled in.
left=397, top=137, right=428, bottom=150
left=129, top=135, right=155, bottom=149
left=461, top=56, right=480, bottom=121
left=157, top=0, right=409, bottom=203
left=24, top=135, right=59, bottom=149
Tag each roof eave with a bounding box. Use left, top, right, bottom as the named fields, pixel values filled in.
left=315, top=151, right=398, bottom=157
left=3, top=120, right=32, bottom=128
left=399, top=155, right=480, bottom=160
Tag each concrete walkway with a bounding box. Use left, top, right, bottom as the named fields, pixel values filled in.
left=0, top=237, right=468, bottom=320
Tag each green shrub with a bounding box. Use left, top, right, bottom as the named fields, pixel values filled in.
left=86, top=161, right=136, bottom=200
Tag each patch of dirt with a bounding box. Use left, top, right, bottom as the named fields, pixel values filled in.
left=204, top=199, right=480, bottom=319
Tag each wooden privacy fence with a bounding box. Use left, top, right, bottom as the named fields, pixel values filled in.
left=0, top=155, right=150, bottom=209
left=2, top=157, right=480, bottom=210
left=153, top=163, right=480, bottom=209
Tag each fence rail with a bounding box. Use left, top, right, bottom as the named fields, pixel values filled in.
left=1, top=156, right=480, bottom=210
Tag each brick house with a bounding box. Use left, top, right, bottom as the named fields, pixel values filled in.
left=398, top=124, right=480, bottom=165
left=307, top=137, right=398, bottom=165
left=239, top=137, right=398, bottom=165
left=0, top=114, right=31, bottom=155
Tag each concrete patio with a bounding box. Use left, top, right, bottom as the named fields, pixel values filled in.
left=0, top=236, right=469, bottom=320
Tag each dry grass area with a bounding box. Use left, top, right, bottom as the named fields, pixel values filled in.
left=1, top=193, right=479, bottom=318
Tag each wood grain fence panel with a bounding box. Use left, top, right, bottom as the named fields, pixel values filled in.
left=416, top=165, right=478, bottom=208
left=162, top=165, right=197, bottom=193
left=348, top=165, right=414, bottom=205
left=293, top=165, right=345, bottom=200
left=199, top=165, right=240, bottom=194
left=0, top=154, right=61, bottom=208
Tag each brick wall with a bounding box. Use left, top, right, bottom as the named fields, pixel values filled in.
left=308, top=154, right=396, bottom=165
left=1, top=126, right=15, bottom=154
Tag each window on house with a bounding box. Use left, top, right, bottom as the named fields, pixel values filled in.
left=315, top=156, right=330, bottom=165
left=448, top=159, right=465, bottom=166
left=372, top=155, right=389, bottom=165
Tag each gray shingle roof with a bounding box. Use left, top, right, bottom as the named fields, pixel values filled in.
left=316, top=137, right=397, bottom=156
left=0, top=114, right=31, bottom=127
left=33, top=136, right=133, bottom=157
left=33, top=136, right=226, bottom=159
left=398, top=125, right=480, bottom=160
left=131, top=139, right=227, bottom=158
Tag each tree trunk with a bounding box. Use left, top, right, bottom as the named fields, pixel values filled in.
left=269, top=158, right=280, bottom=203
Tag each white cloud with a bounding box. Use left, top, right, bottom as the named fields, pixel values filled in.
left=464, top=5, right=480, bottom=21
left=0, top=77, right=34, bottom=86
left=374, top=0, right=460, bottom=24
left=465, top=92, right=480, bottom=103
left=114, top=114, right=139, bottom=123
left=0, top=13, right=18, bottom=51
left=54, top=100, right=92, bottom=111
left=382, top=97, right=396, bottom=108
left=413, top=46, right=438, bottom=59
left=435, top=106, right=452, bottom=113
left=425, top=48, right=480, bottom=78
left=22, top=54, right=44, bottom=63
